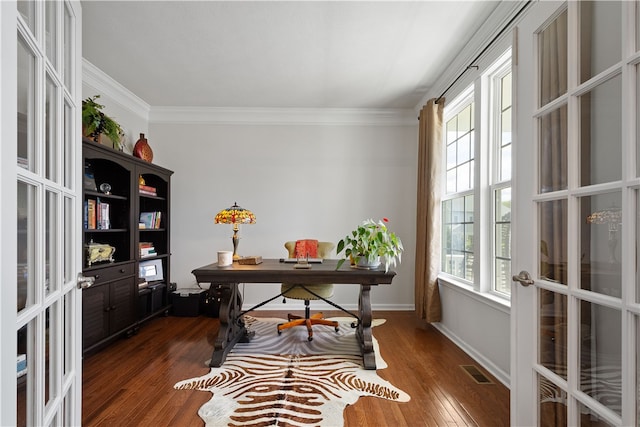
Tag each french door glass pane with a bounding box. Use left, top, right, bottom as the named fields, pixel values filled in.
left=539, top=199, right=568, bottom=284
left=539, top=373, right=567, bottom=425
left=63, top=196, right=73, bottom=284
left=581, top=192, right=622, bottom=297
left=578, top=401, right=616, bottom=426
left=64, top=293, right=72, bottom=378
left=17, top=316, right=37, bottom=427
left=637, top=315, right=640, bottom=426
left=579, top=1, right=621, bottom=84
left=45, top=191, right=58, bottom=296
left=539, top=9, right=568, bottom=106
left=638, top=191, right=640, bottom=303
left=45, top=307, right=51, bottom=405
left=539, top=289, right=567, bottom=377
left=539, top=105, right=568, bottom=193
left=45, top=0, right=57, bottom=69
left=17, top=181, right=36, bottom=313
left=579, top=75, right=622, bottom=186
left=45, top=75, right=59, bottom=182
left=17, top=1, right=35, bottom=33
left=63, top=4, right=73, bottom=90
left=18, top=35, right=35, bottom=173
left=64, top=101, right=73, bottom=188
left=579, top=301, right=622, bottom=416
left=636, top=65, right=640, bottom=178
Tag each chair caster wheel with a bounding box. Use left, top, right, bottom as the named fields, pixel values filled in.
left=308, top=336, right=313, bottom=342
left=350, top=322, right=357, bottom=328
left=335, top=327, right=339, bottom=332
left=277, top=324, right=283, bottom=335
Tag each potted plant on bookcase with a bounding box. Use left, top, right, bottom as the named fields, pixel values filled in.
left=336, top=218, right=403, bottom=272
left=82, top=95, right=124, bottom=150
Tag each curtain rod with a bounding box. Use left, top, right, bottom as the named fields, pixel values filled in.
left=434, top=0, right=532, bottom=105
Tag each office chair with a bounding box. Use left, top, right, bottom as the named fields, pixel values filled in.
left=277, top=240, right=339, bottom=341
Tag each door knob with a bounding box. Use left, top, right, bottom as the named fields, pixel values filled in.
left=77, top=273, right=95, bottom=289
left=512, top=270, right=534, bottom=286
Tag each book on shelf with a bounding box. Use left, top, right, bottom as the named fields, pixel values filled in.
left=85, top=198, right=110, bottom=230
left=87, top=199, right=96, bottom=229
left=139, top=184, right=157, bottom=196
left=140, top=246, right=157, bottom=257
left=138, top=279, right=149, bottom=290
left=139, top=211, right=162, bottom=229
left=96, top=198, right=110, bottom=230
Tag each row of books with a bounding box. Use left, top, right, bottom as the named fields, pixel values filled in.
left=139, top=211, right=162, bottom=229
left=139, top=184, right=157, bottom=196
left=84, top=198, right=110, bottom=230
left=140, top=241, right=157, bottom=258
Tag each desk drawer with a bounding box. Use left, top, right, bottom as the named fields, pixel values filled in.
left=89, top=263, right=135, bottom=285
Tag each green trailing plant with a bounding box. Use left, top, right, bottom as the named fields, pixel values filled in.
left=336, top=218, right=404, bottom=272
left=82, top=95, right=123, bottom=150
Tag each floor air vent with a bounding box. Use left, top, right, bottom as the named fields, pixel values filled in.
left=460, top=365, right=493, bottom=384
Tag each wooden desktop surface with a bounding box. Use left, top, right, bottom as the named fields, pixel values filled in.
left=192, top=258, right=396, bottom=284
left=191, top=258, right=396, bottom=369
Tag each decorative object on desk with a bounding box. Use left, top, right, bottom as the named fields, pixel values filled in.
left=587, top=204, right=622, bottom=263
left=174, top=316, right=410, bottom=427
left=82, top=95, right=124, bottom=150
left=217, top=250, right=233, bottom=267
left=99, top=182, right=111, bottom=195
left=214, top=202, right=256, bottom=261
left=336, top=217, right=403, bottom=272
left=237, top=256, right=262, bottom=265
left=133, top=133, right=153, bottom=162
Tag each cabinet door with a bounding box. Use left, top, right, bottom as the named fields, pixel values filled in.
left=109, top=278, right=137, bottom=333
left=82, top=285, right=110, bottom=349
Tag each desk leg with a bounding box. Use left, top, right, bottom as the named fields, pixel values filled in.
left=210, top=282, right=253, bottom=367
left=357, top=284, right=376, bottom=370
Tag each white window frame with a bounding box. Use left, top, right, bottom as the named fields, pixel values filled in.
left=440, top=48, right=513, bottom=304
left=442, top=86, right=475, bottom=285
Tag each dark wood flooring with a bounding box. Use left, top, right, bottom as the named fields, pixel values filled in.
left=82, top=311, right=509, bottom=426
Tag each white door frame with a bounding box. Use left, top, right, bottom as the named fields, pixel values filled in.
left=0, top=0, right=83, bottom=424
left=513, top=1, right=637, bottom=425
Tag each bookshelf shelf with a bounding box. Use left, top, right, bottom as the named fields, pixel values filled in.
left=82, top=140, right=173, bottom=354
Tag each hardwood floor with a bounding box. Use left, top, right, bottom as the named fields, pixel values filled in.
left=82, top=311, right=509, bottom=426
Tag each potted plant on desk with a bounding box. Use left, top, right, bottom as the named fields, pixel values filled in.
left=336, top=218, right=403, bottom=272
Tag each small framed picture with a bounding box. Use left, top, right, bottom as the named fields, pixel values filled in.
left=139, top=259, right=164, bottom=282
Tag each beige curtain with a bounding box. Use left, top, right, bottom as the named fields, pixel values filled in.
left=414, top=99, right=443, bottom=323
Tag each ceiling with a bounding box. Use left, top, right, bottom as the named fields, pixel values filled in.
left=81, top=1, right=500, bottom=109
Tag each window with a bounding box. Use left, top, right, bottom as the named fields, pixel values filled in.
left=441, top=49, right=512, bottom=299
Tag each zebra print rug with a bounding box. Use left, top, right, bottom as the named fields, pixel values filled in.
left=174, top=316, right=410, bottom=426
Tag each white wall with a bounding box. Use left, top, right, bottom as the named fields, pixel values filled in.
left=149, top=117, right=417, bottom=311
left=82, top=60, right=150, bottom=153
left=437, top=280, right=510, bottom=385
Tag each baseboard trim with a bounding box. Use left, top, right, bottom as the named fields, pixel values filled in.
left=432, top=322, right=511, bottom=388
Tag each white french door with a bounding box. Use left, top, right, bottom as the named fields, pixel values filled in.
left=1, top=1, right=83, bottom=425
left=513, top=1, right=638, bottom=426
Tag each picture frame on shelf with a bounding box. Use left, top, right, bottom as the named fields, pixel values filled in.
left=139, top=259, right=164, bottom=282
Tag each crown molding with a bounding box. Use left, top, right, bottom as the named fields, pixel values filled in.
left=82, top=58, right=151, bottom=121
left=149, top=106, right=417, bottom=126
left=415, top=0, right=530, bottom=111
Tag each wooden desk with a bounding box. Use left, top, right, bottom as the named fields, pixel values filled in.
left=191, top=259, right=396, bottom=369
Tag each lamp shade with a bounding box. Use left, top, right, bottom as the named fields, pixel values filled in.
left=214, top=202, right=256, bottom=225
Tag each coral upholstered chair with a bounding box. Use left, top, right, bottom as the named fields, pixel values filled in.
left=277, top=240, right=339, bottom=341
